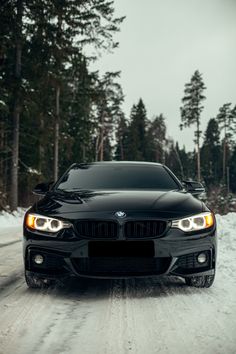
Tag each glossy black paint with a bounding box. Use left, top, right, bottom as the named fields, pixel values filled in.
left=23, top=162, right=217, bottom=280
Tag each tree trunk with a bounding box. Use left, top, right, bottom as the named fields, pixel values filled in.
left=226, top=166, right=230, bottom=194
left=53, top=9, right=62, bottom=182
left=223, top=139, right=226, bottom=183
left=0, top=121, right=4, bottom=191
left=120, top=140, right=124, bottom=160
left=162, top=139, right=166, bottom=164
left=97, top=110, right=105, bottom=161
left=95, top=136, right=99, bottom=161
left=196, top=141, right=201, bottom=182
left=196, top=120, right=201, bottom=182
left=222, top=124, right=227, bottom=184
left=82, top=145, right=86, bottom=161
left=10, top=0, right=23, bottom=210
left=173, top=145, right=184, bottom=179
left=39, top=113, right=45, bottom=173
left=54, top=85, right=60, bottom=181
left=99, top=112, right=105, bottom=161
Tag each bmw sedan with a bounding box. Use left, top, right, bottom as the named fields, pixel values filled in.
left=23, top=162, right=217, bottom=288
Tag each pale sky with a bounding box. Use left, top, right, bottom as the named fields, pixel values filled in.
left=92, top=0, right=236, bottom=150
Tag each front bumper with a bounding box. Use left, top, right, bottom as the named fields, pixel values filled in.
left=23, top=226, right=217, bottom=279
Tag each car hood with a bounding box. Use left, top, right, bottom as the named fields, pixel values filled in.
left=35, top=190, right=205, bottom=219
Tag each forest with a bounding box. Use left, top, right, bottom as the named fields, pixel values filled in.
left=0, top=0, right=236, bottom=213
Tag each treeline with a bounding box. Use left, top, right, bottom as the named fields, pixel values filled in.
left=114, top=96, right=236, bottom=213
left=0, top=1, right=236, bottom=213
left=0, top=0, right=125, bottom=210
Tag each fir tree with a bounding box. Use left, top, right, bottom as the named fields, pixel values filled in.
left=216, top=103, right=236, bottom=183
left=0, top=0, right=124, bottom=209
left=126, top=99, right=147, bottom=161
left=180, top=70, right=206, bottom=181
left=146, top=114, right=166, bottom=162
left=229, top=147, right=236, bottom=193
left=165, top=141, right=184, bottom=179
left=114, top=115, right=128, bottom=160
left=201, top=118, right=221, bottom=186
left=10, top=0, right=23, bottom=210
left=94, top=72, right=124, bottom=161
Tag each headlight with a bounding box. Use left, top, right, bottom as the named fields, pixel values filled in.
left=172, top=212, right=214, bottom=232
left=25, top=213, right=71, bottom=233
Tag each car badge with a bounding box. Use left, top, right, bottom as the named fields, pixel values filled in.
left=115, top=211, right=126, bottom=218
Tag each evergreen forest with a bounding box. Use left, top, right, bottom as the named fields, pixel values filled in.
left=0, top=1, right=236, bottom=213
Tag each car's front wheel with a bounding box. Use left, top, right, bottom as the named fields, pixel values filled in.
left=25, top=271, right=53, bottom=289
left=185, top=274, right=215, bottom=288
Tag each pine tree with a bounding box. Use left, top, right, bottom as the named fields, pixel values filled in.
left=9, top=0, right=23, bottom=210
left=114, top=114, right=128, bottom=160
left=94, top=72, right=124, bottom=161
left=0, top=0, right=124, bottom=209
left=216, top=103, right=236, bottom=184
left=126, top=99, right=147, bottom=161
left=165, top=141, right=184, bottom=179
left=201, top=118, right=221, bottom=186
left=180, top=70, right=206, bottom=181
left=0, top=1, right=13, bottom=207
left=146, top=114, right=166, bottom=162
left=61, top=57, right=96, bottom=167
left=229, top=147, right=236, bottom=193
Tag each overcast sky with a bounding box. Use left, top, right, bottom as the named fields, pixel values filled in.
left=92, top=0, right=236, bottom=150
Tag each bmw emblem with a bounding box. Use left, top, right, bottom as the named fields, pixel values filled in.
left=115, top=211, right=126, bottom=218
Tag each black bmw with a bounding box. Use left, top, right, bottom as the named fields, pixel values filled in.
left=23, top=162, right=217, bottom=288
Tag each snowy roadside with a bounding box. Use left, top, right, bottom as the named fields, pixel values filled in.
left=0, top=208, right=25, bottom=228
left=0, top=211, right=235, bottom=354
left=215, top=213, right=236, bottom=279
left=0, top=209, right=26, bottom=246
left=216, top=212, right=236, bottom=257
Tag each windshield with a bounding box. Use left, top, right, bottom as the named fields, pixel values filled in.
left=55, top=164, right=180, bottom=191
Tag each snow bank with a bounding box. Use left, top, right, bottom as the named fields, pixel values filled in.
left=0, top=208, right=26, bottom=229
left=215, top=213, right=236, bottom=270
left=216, top=213, right=236, bottom=239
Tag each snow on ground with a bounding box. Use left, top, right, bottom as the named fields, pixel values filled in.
left=0, top=212, right=235, bottom=354
left=0, top=208, right=25, bottom=228
left=216, top=213, right=236, bottom=241
left=0, top=208, right=25, bottom=245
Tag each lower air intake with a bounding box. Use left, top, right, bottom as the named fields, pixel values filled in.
left=72, top=257, right=171, bottom=276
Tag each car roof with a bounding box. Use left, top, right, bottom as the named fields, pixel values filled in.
left=72, top=161, right=164, bottom=167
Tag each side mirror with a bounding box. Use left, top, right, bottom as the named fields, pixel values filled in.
left=33, top=181, right=54, bottom=196
left=182, top=180, right=205, bottom=196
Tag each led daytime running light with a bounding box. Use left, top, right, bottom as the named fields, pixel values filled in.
left=26, top=214, right=70, bottom=233
left=172, top=212, right=214, bottom=232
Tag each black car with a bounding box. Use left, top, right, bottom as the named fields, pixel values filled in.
left=23, top=162, right=217, bottom=289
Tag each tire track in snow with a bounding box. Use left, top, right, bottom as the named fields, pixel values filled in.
left=0, top=219, right=236, bottom=354
left=0, top=239, right=21, bottom=248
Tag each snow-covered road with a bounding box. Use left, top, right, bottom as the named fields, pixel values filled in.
left=0, top=215, right=236, bottom=354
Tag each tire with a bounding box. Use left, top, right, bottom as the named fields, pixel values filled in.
left=185, top=274, right=215, bottom=288
left=25, top=271, right=52, bottom=289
